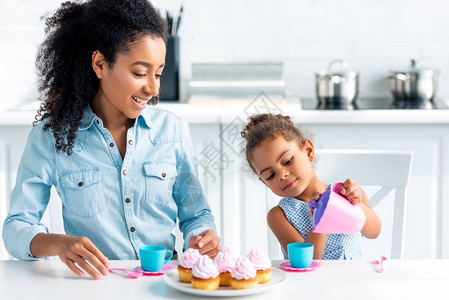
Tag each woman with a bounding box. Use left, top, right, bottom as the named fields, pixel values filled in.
left=2, top=0, right=220, bottom=280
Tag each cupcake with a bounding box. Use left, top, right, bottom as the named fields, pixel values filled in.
left=247, top=249, right=272, bottom=283
left=230, top=257, right=258, bottom=290
left=191, top=255, right=220, bottom=290
left=177, top=248, right=201, bottom=283
left=214, top=247, right=237, bottom=286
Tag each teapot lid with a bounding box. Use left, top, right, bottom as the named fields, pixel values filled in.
left=309, top=185, right=332, bottom=228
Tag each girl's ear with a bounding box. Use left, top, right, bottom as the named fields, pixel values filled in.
left=304, top=139, right=315, bottom=162
left=92, top=51, right=106, bottom=79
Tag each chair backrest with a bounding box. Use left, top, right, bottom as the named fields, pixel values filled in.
left=266, top=149, right=413, bottom=260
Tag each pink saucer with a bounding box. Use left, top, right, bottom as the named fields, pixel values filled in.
left=135, top=264, right=176, bottom=276
left=280, top=261, right=321, bottom=272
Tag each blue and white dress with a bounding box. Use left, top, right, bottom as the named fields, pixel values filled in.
left=278, top=197, right=362, bottom=260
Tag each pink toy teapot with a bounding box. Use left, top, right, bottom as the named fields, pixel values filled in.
left=309, top=183, right=366, bottom=234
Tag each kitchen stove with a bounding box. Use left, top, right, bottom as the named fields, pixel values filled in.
left=301, top=97, right=449, bottom=110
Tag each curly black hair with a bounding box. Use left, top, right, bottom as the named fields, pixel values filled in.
left=34, top=0, right=168, bottom=155
left=241, top=114, right=308, bottom=173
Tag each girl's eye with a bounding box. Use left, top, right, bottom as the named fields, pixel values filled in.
left=133, top=72, right=146, bottom=78
left=156, top=74, right=162, bottom=78
left=266, top=173, right=275, bottom=181
left=284, top=157, right=293, bottom=166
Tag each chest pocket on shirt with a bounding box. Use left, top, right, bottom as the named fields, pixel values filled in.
left=143, top=162, right=177, bottom=206
left=60, top=168, right=105, bottom=218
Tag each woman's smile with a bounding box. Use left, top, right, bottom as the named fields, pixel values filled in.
left=132, top=95, right=150, bottom=108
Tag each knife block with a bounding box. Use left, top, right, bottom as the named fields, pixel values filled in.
left=160, top=36, right=179, bottom=101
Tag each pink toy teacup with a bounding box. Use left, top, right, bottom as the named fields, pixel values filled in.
left=310, top=183, right=366, bottom=234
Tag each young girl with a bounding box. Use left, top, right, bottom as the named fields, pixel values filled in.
left=2, top=0, right=220, bottom=279
left=241, top=114, right=381, bottom=260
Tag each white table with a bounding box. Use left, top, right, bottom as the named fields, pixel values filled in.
left=1, top=259, right=448, bottom=299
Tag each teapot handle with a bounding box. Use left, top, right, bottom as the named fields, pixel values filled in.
left=333, top=182, right=345, bottom=193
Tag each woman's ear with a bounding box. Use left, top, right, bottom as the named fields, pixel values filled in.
left=304, top=139, right=315, bottom=162
left=92, top=51, right=106, bottom=79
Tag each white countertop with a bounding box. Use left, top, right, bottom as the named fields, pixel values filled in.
left=0, top=259, right=447, bottom=300
left=2, top=102, right=449, bottom=126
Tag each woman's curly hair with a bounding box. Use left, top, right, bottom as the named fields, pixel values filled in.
left=34, top=0, right=168, bottom=155
left=241, top=113, right=308, bottom=173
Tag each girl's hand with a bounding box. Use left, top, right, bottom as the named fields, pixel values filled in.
left=189, top=229, right=221, bottom=259
left=308, top=192, right=322, bottom=217
left=55, top=235, right=110, bottom=280
left=337, top=179, right=363, bottom=204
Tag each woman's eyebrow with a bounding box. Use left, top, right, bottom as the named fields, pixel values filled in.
left=131, top=61, right=166, bottom=68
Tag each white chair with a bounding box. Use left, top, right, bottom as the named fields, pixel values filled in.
left=266, top=149, right=413, bottom=260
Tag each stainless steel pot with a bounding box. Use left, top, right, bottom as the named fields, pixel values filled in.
left=390, top=59, right=438, bottom=101
left=316, top=59, right=359, bottom=105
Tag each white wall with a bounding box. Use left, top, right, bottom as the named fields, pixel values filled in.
left=1, top=0, right=449, bottom=110
left=0, top=0, right=63, bottom=111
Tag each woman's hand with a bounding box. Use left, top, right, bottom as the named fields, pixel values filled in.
left=31, top=233, right=109, bottom=279
left=189, top=229, right=221, bottom=259
left=336, top=179, right=365, bottom=204
left=56, top=235, right=110, bottom=279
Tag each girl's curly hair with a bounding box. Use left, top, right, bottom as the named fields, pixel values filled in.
left=241, top=113, right=308, bottom=173
left=34, top=0, right=168, bottom=155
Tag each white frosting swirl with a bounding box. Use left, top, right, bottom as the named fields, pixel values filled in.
left=231, top=257, right=257, bottom=280
left=179, top=248, right=201, bottom=269
left=247, top=248, right=271, bottom=270
left=192, top=255, right=219, bottom=279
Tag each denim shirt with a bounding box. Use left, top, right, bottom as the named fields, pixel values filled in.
left=2, top=105, right=216, bottom=260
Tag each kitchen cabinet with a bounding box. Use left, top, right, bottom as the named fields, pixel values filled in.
left=1, top=104, right=449, bottom=260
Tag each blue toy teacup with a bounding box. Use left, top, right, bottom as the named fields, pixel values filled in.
left=139, top=245, right=173, bottom=272
left=287, top=242, right=314, bottom=269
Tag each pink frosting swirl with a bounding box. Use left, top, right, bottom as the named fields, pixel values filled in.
left=192, top=255, right=219, bottom=279
left=247, top=249, right=271, bottom=270
left=179, top=248, right=201, bottom=269
left=214, top=247, right=237, bottom=273
left=231, top=257, right=257, bottom=280
left=220, top=247, right=236, bottom=257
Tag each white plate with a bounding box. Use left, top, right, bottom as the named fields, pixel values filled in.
left=163, top=268, right=287, bottom=297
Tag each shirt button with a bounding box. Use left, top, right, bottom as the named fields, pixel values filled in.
left=125, top=198, right=131, bottom=204
left=96, top=120, right=100, bottom=124
left=78, top=182, right=83, bottom=187
left=128, top=140, right=134, bottom=145
left=122, top=170, right=128, bottom=175
left=109, top=143, right=114, bottom=147
left=130, top=227, right=136, bottom=232
left=161, top=173, right=166, bottom=178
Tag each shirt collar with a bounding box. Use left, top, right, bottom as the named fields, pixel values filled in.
left=138, top=106, right=153, bottom=129
left=78, top=104, right=97, bottom=130
left=78, top=104, right=153, bottom=130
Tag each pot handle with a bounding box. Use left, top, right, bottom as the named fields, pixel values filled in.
left=327, top=59, right=348, bottom=73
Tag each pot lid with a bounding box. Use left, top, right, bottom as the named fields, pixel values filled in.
left=392, top=59, right=437, bottom=76
left=316, top=59, right=358, bottom=78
